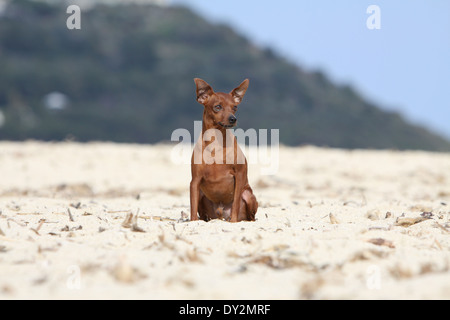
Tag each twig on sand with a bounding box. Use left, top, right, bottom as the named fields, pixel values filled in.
left=70, top=202, right=81, bottom=209
left=30, top=219, right=46, bottom=235
left=122, top=210, right=146, bottom=233
left=329, top=213, right=339, bottom=224
left=122, top=213, right=133, bottom=228
left=367, top=238, right=395, bottom=248
left=7, top=218, right=27, bottom=228
left=434, top=222, right=450, bottom=234
left=131, top=210, right=146, bottom=233
left=394, top=216, right=430, bottom=227
left=67, top=208, right=75, bottom=222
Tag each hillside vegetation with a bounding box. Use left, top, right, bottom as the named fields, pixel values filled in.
left=1, top=0, right=449, bottom=151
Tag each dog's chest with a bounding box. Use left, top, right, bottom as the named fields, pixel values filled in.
left=202, top=163, right=234, bottom=185
left=200, top=165, right=235, bottom=204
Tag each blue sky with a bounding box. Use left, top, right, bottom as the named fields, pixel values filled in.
left=172, top=0, right=450, bottom=139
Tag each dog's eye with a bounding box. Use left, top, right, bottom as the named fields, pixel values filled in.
left=213, top=105, right=222, bottom=112
left=233, top=106, right=238, bottom=112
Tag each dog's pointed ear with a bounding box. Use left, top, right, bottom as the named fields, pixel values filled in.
left=230, top=79, right=249, bottom=105
left=194, top=78, right=214, bottom=104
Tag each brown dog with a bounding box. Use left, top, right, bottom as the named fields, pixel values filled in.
left=190, top=78, right=258, bottom=222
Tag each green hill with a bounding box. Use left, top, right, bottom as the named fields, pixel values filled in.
left=1, top=0, right=449, bottom=151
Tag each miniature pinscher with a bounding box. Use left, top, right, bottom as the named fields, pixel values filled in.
left=190, top=78, right=258, bottom=222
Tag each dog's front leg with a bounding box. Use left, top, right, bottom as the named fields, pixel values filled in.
left=230, top=165, right=246, bottom=223
left=190, top=176, right=201, bottom=221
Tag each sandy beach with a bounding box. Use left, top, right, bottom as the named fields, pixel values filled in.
left=0, top=141, right=449, bottom=299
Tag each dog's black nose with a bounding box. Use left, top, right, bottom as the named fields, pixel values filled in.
left=229, top=115, right=237, bottom=124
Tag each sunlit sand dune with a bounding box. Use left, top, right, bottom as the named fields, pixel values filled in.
left=0, top=141, right=449, bottom=299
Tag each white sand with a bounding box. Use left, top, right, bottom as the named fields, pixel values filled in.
left=0, top=141, right=449, bottom=299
